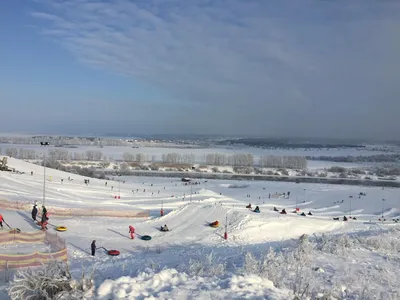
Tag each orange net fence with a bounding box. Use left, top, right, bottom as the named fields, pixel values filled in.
left=0, top=198, right=150, bottom=218
left=0, top=230, right=67, bottom=270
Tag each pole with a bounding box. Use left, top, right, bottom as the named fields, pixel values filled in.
left=43, top=150, right=46, bottom=206
left=224, top=213, right=228, bottom=240
left=190, top=183, right=192, bottom=203
left=349, top=196, right=353, bottom=218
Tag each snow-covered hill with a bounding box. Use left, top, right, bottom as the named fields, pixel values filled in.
left=0, top=157, right=399, bottom=299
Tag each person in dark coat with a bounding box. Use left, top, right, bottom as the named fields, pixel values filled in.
left=41, top=206, right=48, bottom=223
left=31, top=205, right=38, bottom=221
left=91, top=240, right=96, bottom=256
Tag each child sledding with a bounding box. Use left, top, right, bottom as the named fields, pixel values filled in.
left=254, top=206, right=260, bottom=213
left=160, top=224, right=170, bottom=232
left=333, top=216, right=348, bottom=221
left=210, top=220, right=219, bottom=228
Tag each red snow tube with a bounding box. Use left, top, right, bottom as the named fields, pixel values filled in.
left=107, top=250, right=120, bottom=256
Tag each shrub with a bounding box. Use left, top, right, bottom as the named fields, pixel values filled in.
left=328, top=166, right=347, bottom=173
left=211, top=166, right=219, bottom=173
left=280, top=169, right=289, bottom=176
left=8, top=260, right=94, bottom=300
left=185, top=252, right=226, bottom=277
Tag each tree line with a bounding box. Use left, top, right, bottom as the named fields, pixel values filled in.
left=1, top=148, right=307, bottom=169
left=306, top=154, right=400, bottom=163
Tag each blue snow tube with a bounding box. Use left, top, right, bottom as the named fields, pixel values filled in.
left=254, top=210, right=261, bottom=213
left=141, top=235, right=152, bottom=241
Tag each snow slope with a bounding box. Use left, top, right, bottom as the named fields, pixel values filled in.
left=0, top=157, right=399, bottom=299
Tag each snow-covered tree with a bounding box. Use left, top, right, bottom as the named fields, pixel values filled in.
left=5, top=148, right=18, bottom=158
left=8, top=260, right=94, bottom=300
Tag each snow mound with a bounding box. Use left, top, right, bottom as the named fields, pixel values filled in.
left=96, top=268, right=289, bottom=300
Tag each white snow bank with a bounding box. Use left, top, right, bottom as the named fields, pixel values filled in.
left=96, top=268, right=290, bottom=300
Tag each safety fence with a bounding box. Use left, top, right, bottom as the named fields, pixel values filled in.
left=0, top=198, right=150, bottom=218
left=0, top=230, right=67, bottom=282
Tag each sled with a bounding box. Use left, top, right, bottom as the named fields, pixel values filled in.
left=253, top=210, right=261, bottom=213
left=141, top=235, right=152, bottom=241
left=99, top=247, right=120, bottom=256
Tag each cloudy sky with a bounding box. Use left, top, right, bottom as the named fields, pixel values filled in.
left=1, top=0, right=399, bottom=140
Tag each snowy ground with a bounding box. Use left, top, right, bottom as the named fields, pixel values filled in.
left=0, top=158, right=399, bottom=299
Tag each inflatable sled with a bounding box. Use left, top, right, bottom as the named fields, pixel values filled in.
left=141, top=235, right=152, bottom=241
left=107, top=250, right=120, bottom=256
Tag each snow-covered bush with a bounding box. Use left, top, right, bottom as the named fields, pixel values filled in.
left=243, top=235, right=316, bottom=298
left=186, top=252, right=226, bottom=276
left=8, top=260, right=94, bottom=300
left=314, top=233, right=353, bottom=255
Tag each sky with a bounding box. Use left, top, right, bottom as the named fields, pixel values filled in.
left=1, top=0, right=400, bottom=140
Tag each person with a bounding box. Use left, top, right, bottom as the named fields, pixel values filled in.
left=129, top=225, right=135, bottom=239
left=343, top=216, right=348, bottom=221
left=211, top=220, right=219, bottom=226
left=246, top=203, right=252, bottom=209
left=273, top=207, right=279, bottom=212
left=91, top=240, right=96, bottom=256
left=254, top=206, right=260, bottom=213
left=161, top=224, right=169, bottom=231
left=280, top=209, right=287, bottom=214
left=0, top=214, right=3, bottom=229
left=31, top=205, right=38, bottom=221
left=41, top=219, right=48, bottom=231
left=300, top=212, right=306, bottom=216
left=308, top=211, right=313, bottom=216
left=41, top=206, right=48, bottom=224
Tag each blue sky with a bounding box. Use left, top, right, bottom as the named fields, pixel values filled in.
left=1, top=0, right=400, bottom=139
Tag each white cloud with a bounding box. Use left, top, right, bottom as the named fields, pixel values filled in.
left=29, top=0, right=400, bottom=138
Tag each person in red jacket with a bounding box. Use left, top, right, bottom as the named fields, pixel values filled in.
left=129, top=225, right=135, bottom=239
left=0, top=214, right=3, bottom=229
left=41, top=212, right=49, bottom=230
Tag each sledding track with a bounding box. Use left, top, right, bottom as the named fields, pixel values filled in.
left=143, top=203, right=230, bottom=244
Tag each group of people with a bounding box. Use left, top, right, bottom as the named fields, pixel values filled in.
left=246, top=203, right=260, bottom=213
left=31, top=204, right=49, bottom=230
left=90, top=224, right=170, bottom=256
left=91, top=225, right=136, bottom=256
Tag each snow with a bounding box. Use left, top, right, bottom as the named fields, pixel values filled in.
left=0, top=157, right=399, bottom=299
left=96, top=269, right=290, bottom=300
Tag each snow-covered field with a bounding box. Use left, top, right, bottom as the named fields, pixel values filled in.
left=0, top=157, right=400, bottom=299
